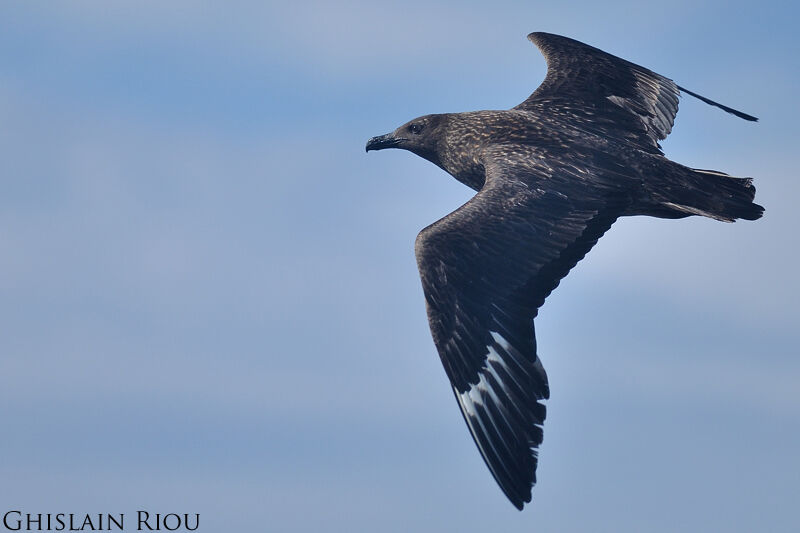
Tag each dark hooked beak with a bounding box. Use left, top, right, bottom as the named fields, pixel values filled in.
left=365, top=133, right=404, bottom=152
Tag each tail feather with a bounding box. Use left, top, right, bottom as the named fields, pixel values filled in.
left=646, top=164, right=764, bottom=222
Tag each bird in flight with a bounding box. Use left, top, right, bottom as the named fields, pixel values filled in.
left=365, top=32, right=762, bottom=510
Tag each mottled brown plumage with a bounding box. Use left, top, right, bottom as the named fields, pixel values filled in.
left=366, top=32, right=763, bottom=510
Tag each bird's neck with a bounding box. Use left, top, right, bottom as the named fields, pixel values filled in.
left=437, top=112, right=493, bottom=191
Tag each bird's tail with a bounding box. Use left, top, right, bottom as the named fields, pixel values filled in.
left=642, top=162, right=764, bottom=222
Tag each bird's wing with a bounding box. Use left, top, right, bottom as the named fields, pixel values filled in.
left=514, top=32, right=680, bottom=145
left=415, top=151, right=628, bottom=508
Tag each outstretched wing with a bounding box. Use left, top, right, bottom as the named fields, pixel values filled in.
left=515, top=32, right=680, bottom=147
left=415, top=151, right=629, bottom=508
left=515, top=32, right=757, bottom=148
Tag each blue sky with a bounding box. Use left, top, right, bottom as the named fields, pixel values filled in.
left=1, top=1, right=797, bottom=531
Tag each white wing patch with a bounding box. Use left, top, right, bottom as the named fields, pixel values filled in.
left=454, top=329, right=545, bottom=491
left=450, top=326, right=548, bottom=507
left=605, top=68, right=679, bottom=141
left=455, top=331, right=525, bottom=458
left=458, top=332, right=513, bottom=416
left=490, top=330, right=511, bottom=352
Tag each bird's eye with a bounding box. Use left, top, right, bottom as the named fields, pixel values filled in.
left=408, top=123, right=424, bottom=134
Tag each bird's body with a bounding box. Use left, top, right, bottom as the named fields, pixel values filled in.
left=366, top=32, right=762, bottom=510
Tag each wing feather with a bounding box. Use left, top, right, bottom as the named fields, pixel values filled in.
left=416, top=153, right=628, bottom=508
left=515, top=32, right=680, bottom=147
